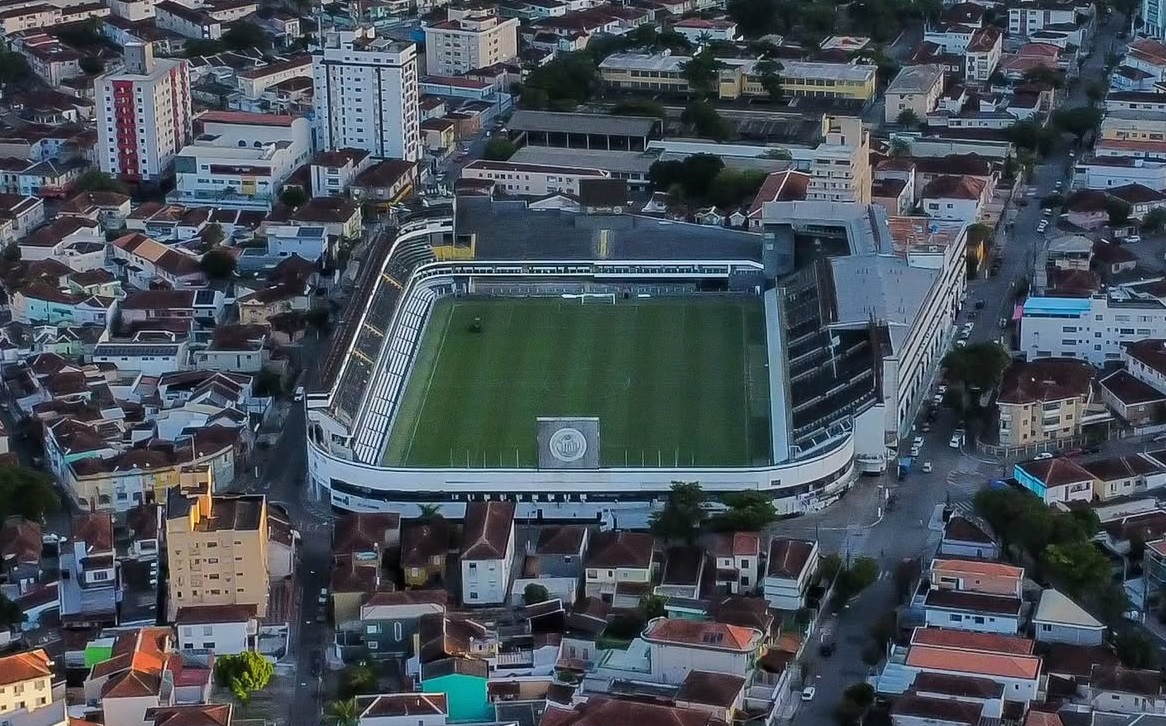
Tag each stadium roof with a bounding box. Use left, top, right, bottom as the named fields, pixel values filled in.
left=507, top=110, right=660, bottom=139
left=456, top=197, right=762, bottom=262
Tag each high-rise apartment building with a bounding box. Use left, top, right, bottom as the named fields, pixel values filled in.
left=95, top=42, right=192, bottom=184
left=806, top=116, right=871, bottom=206
left=312, top=27, right=421, bottom=161
left=423, top=7, right=519, bottom=77
left=165, top=486, right=270, bottom=620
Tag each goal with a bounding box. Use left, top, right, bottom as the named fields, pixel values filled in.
left=579, top=293, right=616, bottom=305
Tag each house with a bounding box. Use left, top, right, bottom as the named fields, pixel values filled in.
left=939, top=516, right=999, bottom=560
left=353, top=693, right=448, bottom=726
left=351, top=160, right=418, bottom=205
left=584, top=531, right=655, bottom=604
left=1082, top=455, right=1166, bottom=500
left=110, top=233, right=205, bottom=288
left=1064, top=189, right=1111, bottom=230
left=762, top=537, right=818, bottom=610
left=309, top=148, right=373, bottom=197
left=674, top=671, right=746, bottom=723
left=289, top=197, right=362, bottom=239
left=1108, top=183, right=1166, bottom=220
left=175, top=604, right=258, bottom=654
left=459, top=502, right=516, bottom=606
left=885, top=64, right=946, bottom=125
left=84, top=628, right=185, bottom=725
left=1013, top=457, right=1095, bottom=505
left=638, top=618, right=764, bottom=685
left=1098, top=369, right=1166, bottom=425
left=511, top=524, right=587, bottom=604
left=711, top=532, right=760, bottom=595
left=351, top=591, right=447, bottom=658
left=57, top=191, right=131, bottom=230
left=402, top=519, right=450, bottom=589
left=746, top=170, right=810, bottom=229
left=236, top=281, right=310, bottom=326
left=18, top=217, right=102, bottom=267
left=996, top=358, right=1098, bottom=449
left=921, top=175, right=989, bottom=222
left=544, top=697, right=728, bottom=726
left=922, top=560, right=1024, bottom=634
left=1032, top=588, right=1104, bottom=646
left=965, top=26, right=1002, bottom=81
left=877, top=628, right=1042, bottom=702
left=0, top=515, right=41, bottom=588
left=891, top=695, right=985, bottom=726
left=418, top=658, right=489, bottom=723
left=654, top=546, right=707, bottom=600
left=59, top=512, right=119, bottom=627
left=1087, top=665, right=1166, bottom=714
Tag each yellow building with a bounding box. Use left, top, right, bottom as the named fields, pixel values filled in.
left=0, top=649, right=54, bottom=714
left=597, top=53, right=877, bottom=104
left=165, top=485, right=269, bottom=620
left=996, top=358, right=1097, bottom=448
left=1097, top=110, right=1166, bottom=143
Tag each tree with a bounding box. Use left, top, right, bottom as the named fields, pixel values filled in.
left=0, top=464, right=58, bottom=523
left=306, top=305, right=330, bottom=335
left=74, top=170, right=128, bottom=195
left=483, top=137, right=518, bottom=161
left=680, top=100, right=732, bottom=141
left=726, top=0, right=779, bottom=37
left=754, top=59, right=783, bottom=100
left=648, top=154, right=725, bottom=199
left=1052, top=106, right=1103, bottom=142
left=890, top=138, right=911, bottom=157
left=609, top=100, right=667, bottom=118
left=200, top=248, right=236, bottom=279
left=1006, top=120, right=1055, bottom=156
left=706, top=168, right=767, bottom=209
left=416, top=503, right=441, bottom=522
left=710, top=490, right=777, bottom=531
left=833, top=697, right=866, bottom=726
left=649, top=481, right=706, bottom=544
left=1085, top=81, right=1106, bottom=105
left=1022, top=66, right=1065, bottom=88
left=0, top=50, right=29, bottom=84
left=1107, top=198, right=1133, bottom=226
left=339, top=663, right=377, bottom=698
left=0, top=593, right=24, bottom=630
left=1143, top=207, right=1166, bottom=233
left=200, top=222, right=225, bottom=250
left=1, top=244, right=17, bottom=263
left=819, top=552, right=844, bottom=583
left=280, top=187, right=307, bottom=208
left=184, top=38, right=227, bottom=57
left=896, top=108, right=921, bottom=127
left=1042, top=540, right=1112, bottom=597
left=522, top=52, right=596, bottom=110
left=942, top=342, right=1011, bottom=392
left=523, top=583, right=550, bottom=605
left=641, top=594, right=666, bottom=620
left=842, top=683, right=875, bottom=708
left=325, top=699, right=360, bottom=726
left=680, top=50, right=722, bottom=95
left=213, top=651, right=274, bottom=703
left=1115, top=630, right=1159, bottom=669
left=222, top=21, right=270, bottom=52
left=78, top=56, right=105, bottom=75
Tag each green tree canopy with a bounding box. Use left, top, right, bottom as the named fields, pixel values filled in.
left=75, top=170, right=128, bottom=195
left=523, top=583, right=550, bottom=605
left=522, top=52, right=596, bottom=110
left=896, top=108, right=921, bottom=127
left=213, top=651, right=274, bottom=703
left=1143, top=207, right=1166, bottom=233
left=648, top=154, right=725, bottom=199
left=754, top=59, right=784, bottom=100
left=200, top=248, right=236, bottom=279
left=1115, top=630, right=1158, bottom=669
left=1052, top=106, right=1103, bottom=140
left=681, top=50, right=723, bottom=95
left=325, top=699, right=360, bottom=726
left=649, top=481, right=706, bottom=544
left=942, top=342, right=1011, bottom=392
left=280, top=187, right=307, bottom=208
left=222, top=21, right=271, bottom=51
left=1006, top=120, right=1055, bottom=156
left=1022, top=66, right=1065, bottom=88
left=0, top=593, right=25, bottom=630
left=609, top=100, right=667, bottom=118
left=338, top=663, right=377, bottom=698
left=483, top=137, right=518, bottom=161
left=1107, top=198, right=1132, bottom=226
left=200, top=222, right=225, bottom=250
left=680, top=100, right=733, bottom=140
left=0, top=464, right=58, bottom=523
left=1042, top=541, right=1112, bottom=598
left=710, top=490, right=778, bottom=531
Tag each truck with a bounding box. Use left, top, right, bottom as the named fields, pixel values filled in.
left=898, top=456, right=913, bottom=480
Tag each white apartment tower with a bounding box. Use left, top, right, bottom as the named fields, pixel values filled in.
left=424, top=7, right=519, bottom=77
left=95, top=42, right=192, bottom=184
left=312, top=27, right=421, bottom=162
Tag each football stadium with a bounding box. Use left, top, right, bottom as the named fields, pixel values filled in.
left=305, top=191, right=967, bottom=525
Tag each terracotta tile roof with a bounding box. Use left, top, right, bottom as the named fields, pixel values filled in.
left=355, top=694, right=447, bottom=718
left=1014, top=457, right=1093, bottom=489
left=586, top=531, right=654, bottom=569
left=921, top=175, right=987, bottom=200
left=906, top=644, right=1041, bottom=680
left=536, top=524, right=587, bottom=555
left=0, top=648, right=52, bottom=686
left=747, top=170, right=810, bottom=217
left=460, top=501, right=515, bottom=560
left=997, top=358, right=1094, bottom=405
left=967, top=25, right=1000, bottom=53
left=675, top=671, right=745, bottom=708
left=174, top=604, right=257, bottom=624
left=72, top=512, right=113, bottom=553
left=1081, top=454, right=1163, bottom=481
left=1090, top=664, right=1163, bottom=695
left=910, top=627, right=1034, bottom=654
left=401, top=518, right=450, bottom=568
left=912, top=672, right=1003, bottom=699
left=332, top=511, right=400, bottom=555
left=924, top=589, right=1022, bottom=615
left=0, top=516, right=41, bottom=566
left=1130, top=37, right=1166, bottom=66
left=932, top=558, right=1021, bottom=579
left=149, top=704, right=232, bottom=726
left=711, top=532, right=760, bottom=558
left=942, top=516, right=995, bottom=545
left=539, top=696, right=727, bottom=726
left=1124, top=338, right=1166, bottom=377
left=892, top=695, right=982, bottom=726
left=643, top=618, right=761, bottom=651
left=90, top=626, right=172, bottom=696
left=766, top=537, right=816, bottom=578
left=1024, top=711, right=1064, bottom=726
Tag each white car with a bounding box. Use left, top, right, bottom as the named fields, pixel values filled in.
left=1037, top=221, right=1048, bottom=233
left=949, top=434, right=962, bottom=449
left=937, top=385, right=948, bottom=396
left=801, top=687, right=816, bottom=702
left=962, top=323, right=974, bottom=335
left=909, top=444, right=921, bottom=457
left=933, top=394, right=944, bottom=406
left=1126, top=235, right=1142, bottom=244
left=1035, top=452, right=1054, bottom=460
left=955, top=339, right=967, bottom=348
left=913, top=436, right=924, bottom=449
left=318, top=588, right=329, bottom=604
left=922, top=461, right=933, bottom=473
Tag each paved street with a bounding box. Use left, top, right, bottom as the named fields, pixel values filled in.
left=786, top=13, right=1125, bottom=724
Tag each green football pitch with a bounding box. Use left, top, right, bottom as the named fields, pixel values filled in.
left=382, top=297, right=772, bottom=468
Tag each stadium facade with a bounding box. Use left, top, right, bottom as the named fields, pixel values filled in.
left=305, top=195, right=968, bottom=526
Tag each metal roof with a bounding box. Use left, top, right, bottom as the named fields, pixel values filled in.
left=507, top=110, right=659, bottom=138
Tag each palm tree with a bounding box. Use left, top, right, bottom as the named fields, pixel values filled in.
left=326, top=699, right=360, bottom=726
left=417, top=503, right=441, bottom=522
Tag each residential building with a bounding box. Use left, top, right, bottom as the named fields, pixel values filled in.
left=0, top=649, right=54, bottom=714
left=175, top=604, right=259, bottom=653
left=459, top=160, right=610, bottom=197
left=1010, top=0, right=1085, bottom=37
left=655, top=546, right=707, bottom=600
left=165, top=485, right=270, bottom=620
left=939, top=516, right=999, bottom=560
left=995, top=358, right=1098, bottom=447
left=309, top=148, right=372, bottom=197
left=584, top=531, right=655, bottom=603
left=1082, top=454, right=1166, bottom=500
left=354, top=694, right=448, bottom=726
left=638, top=618, right=764, bottom=684
left=459, top=501, right=515, bottom=606
left=510, top=524, right=587, bottom=604
left=885, top=64, right=946, bottom=125
left=59, top=512, right=119, bottom=628
left=922, top=560, right=1023, bottom=634
left=312, top=28, right=421, bottom=161
left=155, top=1, right=221, bottom=39
left=1087, top=665, right=1166, bottom=713
left=672, top=18, right=737, bottom=43
left=402, top=518, right=450, bottom=588
left=95, top=43, right=192, bottom=184
left=1098, top=369, right=1166, bottom=425
left=171, top=112, right=312, bottom=209
left=351, top=160, right=418, bottom=205
left=544, top=698, right=729, bottom=726
left=1032, top=588, right=1104, bottom=646
left=423, top=7, right=518, bottom=77
left=711, top=532, right=760, bottom=595
left=806, top=116, right=872, bottom=205
left=1013, top=456, right=1095, bottom=504
left=762, top=537, right=818, bottom=610
left=965, top=26, right=1002, bottom=81
left=877, top=628, right=1042, bottom=701
left=344, top=591, right=446, bottom=657
left=921, top=175, right=989, bottom=222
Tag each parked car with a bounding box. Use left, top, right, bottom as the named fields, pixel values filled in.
left=801, top=687, right=817, bottom=702
left=922, top=461, right=933, bottom=473
left=955, top=339, right=967, bottom=348
left=949, top=433, right=962, bottom=448
left=1126, top=235, right=1142, bottom=244
left=1035, top=452, right=1054, bottom=460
